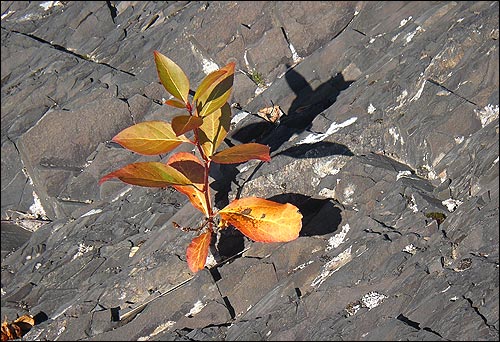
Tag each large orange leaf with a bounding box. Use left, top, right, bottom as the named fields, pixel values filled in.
left=196, top=62, right=235, bottom=117
left=154, top=51, right=190, bottom=104
left=112, top=121, right=189, bottom=155
left=198, top=102, right=231, bottom=158
left=99, top=162, right=192, bottom=187
left=186, top=231, right=212, bottom=272
left=171, top=115, right=204, bottom=136
left=211, top=143, right=270, bottom=164
left=218, top=197, right=302, bottom=242
left=167, top=152, right=209, bottom=216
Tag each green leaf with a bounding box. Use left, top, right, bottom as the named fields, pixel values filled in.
left=211, top=143, right=270, bottom=164
left=112, top=121, right=189, bottom=155
left=198, top=103, right=231, bottom=158
left=171, top=115, right=204, bottom=136
left=196, top=62, right=235, bottom=117
left=99, top=162, right=192, bottom=187
left=154, top=51, right=190, bottom=104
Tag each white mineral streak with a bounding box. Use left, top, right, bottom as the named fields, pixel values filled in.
left=389, top=127, right=404, bottom=145
left=297, top=117, right=357, bottom=145
left=30, top=190, right=48, bottom=220
left=231, top=111, right=250, bottom=126
left=185, top=300, right=206, bottom=317
left=399, top=16, right=412, bottom=27
left=361, top=291, right=387, bottom=309
left=80, top=208, right=103, bottom=217
left=39, top=1, right=63, bottom=11
left=72, top=243, right=94, bottom=260
left=442, top=198, right=463, bottom=212
left=112, top=187, right=132, bottom=202
left=396, top=170, right=412, bottom=180
left=137, top=321, right=176, bottom=341
left=326, top=224, right=350, bottom=251
left=402, top=244, right=417, bottom=255
left=475, top=104, right=499, bottom=127
left=342, top=184, right=355, bottom=204
left=311, top=246, right=352, bottom=288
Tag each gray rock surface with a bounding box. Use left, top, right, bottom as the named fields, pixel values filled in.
left=1, top=1, right=498, bottom=341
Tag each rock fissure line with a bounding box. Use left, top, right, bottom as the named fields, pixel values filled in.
left=5, top=28, right=136, bottom=77
left=464, top=296, right=498, bottom=331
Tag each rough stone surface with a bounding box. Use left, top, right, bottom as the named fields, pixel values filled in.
left=1, top=1, right=498, bottom=341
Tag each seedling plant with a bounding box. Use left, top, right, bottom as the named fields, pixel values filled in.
left=100, top=51, right=302, bottom=272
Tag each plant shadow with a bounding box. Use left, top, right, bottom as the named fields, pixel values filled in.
left=230, top=65, right=354, bottom=152
left=212, top=65, right=354, bottom=209
left=213, top=63, right=352, bottom=261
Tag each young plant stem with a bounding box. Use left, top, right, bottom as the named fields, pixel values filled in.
left=188, top=103, right=214, bottom=231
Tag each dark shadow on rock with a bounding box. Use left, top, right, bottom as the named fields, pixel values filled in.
left=278, top=141, right=354, bottom=158
left=231, top=64, right=354, bottom=153
left=33, top=311, right=49, bottom=325
left=267, top=193, right=342, bottom=237
left=214, top=227, right=246, bottom=260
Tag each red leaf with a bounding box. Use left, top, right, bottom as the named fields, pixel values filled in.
left=164, top=98, right=187, bottom=108
left=186, top=231, right=212, bottom=272
left=171, top=115, right=204, bottom=136
left=211, top=143, right=270, bottom=164
left=218, top=197, right=302, bottom=242
left=167, top=153, right=209, bottom=216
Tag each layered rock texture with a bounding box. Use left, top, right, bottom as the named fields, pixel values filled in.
left=1, top=1, right=498, bottom=340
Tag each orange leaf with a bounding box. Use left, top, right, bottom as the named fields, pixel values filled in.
left=196, top=62, right=235, bottom=117
left=164, top=98, right=187, bottom=108
left=211, top=143, right=270, bottom=164
left=1, top=315, right=34, bottom=341
left=198, top=102, right=231, bottom=158
left=167, top=153, right=209, bottom=216
left=218, top=197, right=302, bottom=242
left=154, top=51, right=190, bottom=104
left=171, top=115, right=204, bottom=136
left=112, top=121, right=189, bottom=155
left=186, top=231, right=212, bottom=272
left=99, top=162, right=192, bottom=187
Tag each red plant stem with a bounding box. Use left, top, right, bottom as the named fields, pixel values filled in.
left=188, top=103, right=214, bottom=230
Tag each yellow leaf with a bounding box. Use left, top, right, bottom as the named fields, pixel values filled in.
left=198, top=103, right=231, bottom=158
left=112, top=121, right=189, bottom=155
left=154, top=51, right=190, bottom=104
